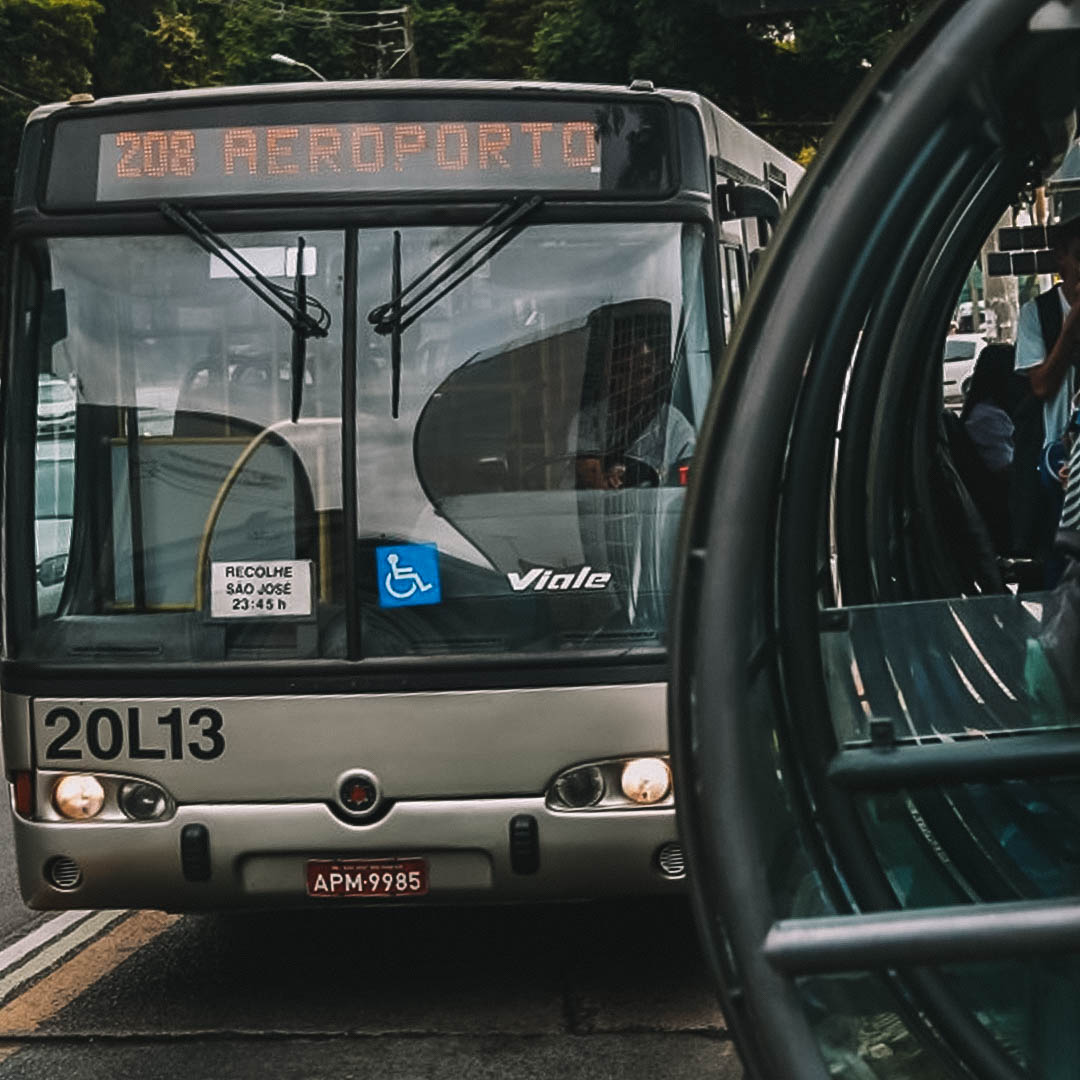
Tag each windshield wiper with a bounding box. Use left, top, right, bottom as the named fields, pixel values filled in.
left=367, top=196, right=544, bottom=337
left=160, top=202, right=331, bottom=421
left=367, top=195, right=544, bottom=418
left=290, top=235, right=310, bottom=423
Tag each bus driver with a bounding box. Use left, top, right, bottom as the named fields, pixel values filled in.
left=570, top=337, right=696, bottom=490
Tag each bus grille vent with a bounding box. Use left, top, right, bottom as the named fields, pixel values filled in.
left=46, top=856, right=82, bottom=890
left=656, top=842, right=686, bottom=878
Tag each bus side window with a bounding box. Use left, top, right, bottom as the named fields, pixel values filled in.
left=719, top=257, right=733, bottom=342
left=717, top=247, right=732, bottom=342
left=724, top=247, right=746, bottom=319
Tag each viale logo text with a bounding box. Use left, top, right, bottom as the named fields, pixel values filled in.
left=506, top=565, right=612, bottom=592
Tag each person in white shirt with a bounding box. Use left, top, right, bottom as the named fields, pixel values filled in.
left=1014, top=216, right=1080, bottom=581
left=1016, top=218, right=1080, bottom=447
left=570, top=337, right=695, bottom=490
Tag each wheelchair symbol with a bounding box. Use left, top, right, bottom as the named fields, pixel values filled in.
left=383, top=553, right=435, bottom=600
left=375, top=544, right=442, bottom=608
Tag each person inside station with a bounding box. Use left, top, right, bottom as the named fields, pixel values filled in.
left=570, top=332, right=695, bottom=490
left=954, top=343, right=1026, bottom=553
left=1015, top=214, right=1080, bottom=583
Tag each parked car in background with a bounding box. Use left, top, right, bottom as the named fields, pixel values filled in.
left=35, top=438, right=73, bottom=615
left=942, top=333, right=987, bottom=406
left=36, top=374, right=76, bottom=432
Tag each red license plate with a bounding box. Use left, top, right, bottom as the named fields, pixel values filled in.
left=306, top=857, right=428, bottom=898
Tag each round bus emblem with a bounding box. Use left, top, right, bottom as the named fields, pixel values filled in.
left=337, top=771, right=380, bottom=815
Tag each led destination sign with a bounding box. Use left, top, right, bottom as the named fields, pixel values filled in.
left=95, top=119, right=603, bottom=201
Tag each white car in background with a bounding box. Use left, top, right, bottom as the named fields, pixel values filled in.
left=943, top=334, right=988, bottom=407
left=36, top=373, right=76, bottom=432
left=35, top=438, right=73, bottom=614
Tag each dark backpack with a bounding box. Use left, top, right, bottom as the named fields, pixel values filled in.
left=935, top=410, right=1006, bottom=593
left=945, top=409, right=1011, bottom=553
left=1035, top=283, right=1065, bottom=354
left=1008, top=287, right=1059, bottom=556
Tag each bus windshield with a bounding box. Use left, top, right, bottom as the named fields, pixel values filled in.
left=17, top=220, right=712, bottom=664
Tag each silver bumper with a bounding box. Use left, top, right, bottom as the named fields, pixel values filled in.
left=15, top=797, right=683, bottom=910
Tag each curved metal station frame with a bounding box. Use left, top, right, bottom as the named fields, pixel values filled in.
left=670, top=1, right=1080, bottom=1076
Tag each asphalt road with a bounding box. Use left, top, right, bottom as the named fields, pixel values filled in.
left=0, top=873, right=744, bottom=1078
left=0, top=810, right=42, bottom=949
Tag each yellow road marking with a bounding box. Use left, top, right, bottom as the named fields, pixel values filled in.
left=0, top=910, right=179, bottom=1038
left=0, top=911, right=125, bottom=1003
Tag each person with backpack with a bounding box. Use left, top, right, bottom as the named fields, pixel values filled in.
left=955, top=343, right=1025, bottom=551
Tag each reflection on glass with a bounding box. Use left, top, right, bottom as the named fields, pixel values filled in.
left=34, top=438, right=74, bottom=616
left=796, top=972, right=969, bottom=1080
left=820, top=593, right=1075, bottom=744
left=942, top=957, right=1080, bottom=1076
left=352, top=222, right=711, bottom=658
left=804, top=958, right=1080, bottom=1078
left=22, top=231, right=345, bottom=660
left=856, top=775, right=1080, bottom=909
left=725, top=247, right=743, bottom=315
left=18, top=222, right=714, bottom=663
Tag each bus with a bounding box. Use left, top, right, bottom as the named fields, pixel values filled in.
left=3, top=79, right=800, bottom=909
left=669, top=1, right=1080, bottom=1077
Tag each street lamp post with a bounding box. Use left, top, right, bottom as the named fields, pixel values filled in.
left=270, top=53, right=327, bottom=81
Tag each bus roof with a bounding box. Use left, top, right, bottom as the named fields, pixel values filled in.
left=29, top=79, right=715, bottom=122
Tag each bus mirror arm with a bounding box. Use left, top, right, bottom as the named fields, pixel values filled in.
left=717, top=182, right=782, bottom=226
left=42, top=289, right=68, bottom=347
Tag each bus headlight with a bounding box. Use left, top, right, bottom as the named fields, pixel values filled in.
left=118, top=781, right=168, bottom=821
left=547, top=755, right=673, bottom=810
left=552, top=765, right=605, bottom=808
left=52, top=774, right=105, bottom=820
left=620, top=757, right=671, bottom=805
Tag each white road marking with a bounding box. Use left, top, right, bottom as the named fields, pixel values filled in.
left=0, top=912, right=95, bottom=976
left=0, top=910, right=126, bottom=1003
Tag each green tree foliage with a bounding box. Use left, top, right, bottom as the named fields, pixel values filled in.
left=411, top=3, right=483, bottom=78
left=531, top=0, right=641, bottom=84
left=531, top=0, right=934, bottom=157
left=776, top=0, right=935, bottom=154
left=92, top=0, right=161, bottom=96
left=199, top=0, right=415, bottom=84
left=413, top=0, right=542, bottom=79
left=532, top=0, right=809, bottom=153
left=795, top=0, right=931, bottom=73
left=0, top=0, right=940, bottom=203
left=0, top=0, right=100, bottom=198
left=149, top=10, right=214, bottom=89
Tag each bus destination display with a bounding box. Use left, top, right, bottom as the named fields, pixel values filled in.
left=95, top=120, right=603, bottom=200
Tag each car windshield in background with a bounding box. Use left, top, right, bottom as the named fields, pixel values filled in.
left=944, top=338, right=978, bottom=360
left=38, top=380, right=73, bottom=404
left=35, top=455, right=73, bottom=518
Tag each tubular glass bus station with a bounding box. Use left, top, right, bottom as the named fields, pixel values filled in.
left=672, top=1, right=1080, bottom=1077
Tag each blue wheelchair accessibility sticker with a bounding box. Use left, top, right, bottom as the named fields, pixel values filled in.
left=376, top=543, right=442, bottom=608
